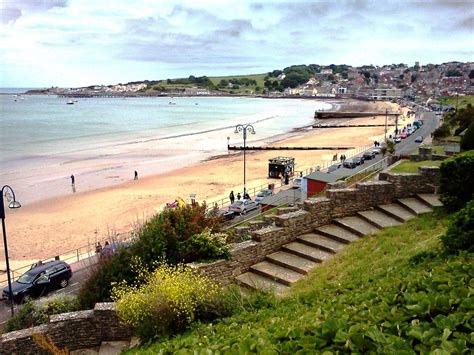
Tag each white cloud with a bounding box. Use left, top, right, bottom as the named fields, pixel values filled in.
left=0, top=0, right=472, bottom=87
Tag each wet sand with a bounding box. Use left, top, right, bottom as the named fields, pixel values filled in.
left=2, top=99, right=404, bottom=268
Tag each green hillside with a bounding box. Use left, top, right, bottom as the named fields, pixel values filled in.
left=128, top=209, right=473, bottom=353
left=440, top=95, right=474, bottom=110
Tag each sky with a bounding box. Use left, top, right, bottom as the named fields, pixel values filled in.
left=0, top=0, right=473, bottom=87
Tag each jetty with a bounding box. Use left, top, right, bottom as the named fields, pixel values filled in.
left=314, top=111, right=399, bottom=119
left=313, top=123, right=396, bottom=128
left=228, top=145, right=354, bottom=151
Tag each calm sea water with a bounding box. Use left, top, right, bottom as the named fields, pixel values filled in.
left=0, top=95, right=330, bottom=204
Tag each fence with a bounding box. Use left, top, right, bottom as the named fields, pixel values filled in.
left=344, top=156, right=389, bottom=187
left=0, top=233, right=132, bottom=289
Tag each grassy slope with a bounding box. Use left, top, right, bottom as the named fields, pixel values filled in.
left=130, top=210, right=473, bottom=353
left=440, top=95, right=474, bottom=110
left=390, top=160, right=443, bottom=173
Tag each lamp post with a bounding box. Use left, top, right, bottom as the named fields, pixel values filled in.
left=1, top=185, right=21, bottom=316
left=234, top=124, right=255, bottom=195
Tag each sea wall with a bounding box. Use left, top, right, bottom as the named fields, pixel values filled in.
left=0, top=303, right=131, bottom=355
left=192, top=167, right=440, bottom=285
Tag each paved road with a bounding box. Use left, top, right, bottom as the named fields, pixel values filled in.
left=396, top=111, right=439, bottom=155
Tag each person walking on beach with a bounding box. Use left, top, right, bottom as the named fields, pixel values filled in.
left=70, top=174, right=75, bottom=186
left=229, top=190, right=235, bottom=204
left=134, top=170, right=138, bottom=180
left=237, top=192, right=241, bottom=200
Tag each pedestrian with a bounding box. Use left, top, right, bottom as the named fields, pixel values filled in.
left=374, top=140, right=377, bottom=147
left=237, top=192, right=241, bottom=200
left=229, top=190, right=235, bottom=204
left=244, top=192, right=251, bottom=200
left=134, top=170, right=138, bottom=180
left=284, top=172, right=289, bottom=185
left=95, top=242, right=102, bottom=254
left=70, top=174, right=75, bottom=186
left=101, top=241, right=113, bottom=259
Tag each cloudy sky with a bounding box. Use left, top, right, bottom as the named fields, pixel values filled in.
left=1, top=0, right=473, bottom=87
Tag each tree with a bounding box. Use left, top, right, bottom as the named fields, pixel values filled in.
left=461, top=122, right=474, bottom=151
left=445, top=69, right=462, bottom=77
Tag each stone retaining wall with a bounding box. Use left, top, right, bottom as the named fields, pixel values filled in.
left=193, top=167, right=441, bottom=285
left=0, top=303, right=131, bottom=355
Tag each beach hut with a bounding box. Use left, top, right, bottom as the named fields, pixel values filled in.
left=303, top=171, right=349, bottom=197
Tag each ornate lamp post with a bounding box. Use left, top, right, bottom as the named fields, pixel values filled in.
left=234, top=124, right=256, bottom=195
left=1, top=185, right=21, bottom=316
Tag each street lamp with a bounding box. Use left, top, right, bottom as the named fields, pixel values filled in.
left=234, top=124, right=256, bottom=195
left=1, top=185, right=21, bottom=316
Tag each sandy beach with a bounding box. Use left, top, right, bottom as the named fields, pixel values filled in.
left=2, top=99, right=406, bottom=268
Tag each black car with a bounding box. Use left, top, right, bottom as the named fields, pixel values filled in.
left=343, top=160, right=356, bottom=169
left=327, top=163, right=341, bottom=173
left=363, top=151, right=376, bottom=160
left=2, top=260, right=72, bottom=303
left=353, top=156, right=365, bottom=165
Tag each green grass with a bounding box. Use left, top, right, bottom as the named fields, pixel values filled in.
left=440, top=95, right=474, bottom=110
left=390, top=160, right=442, bottom=173
left=411, top=145, right=445, bottom=155
left=128, top=209, right=473, bottom=353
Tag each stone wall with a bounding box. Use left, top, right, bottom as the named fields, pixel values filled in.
left=193, top=167, right=441, bottom=286
left=0, top=303, right=131, bottom=355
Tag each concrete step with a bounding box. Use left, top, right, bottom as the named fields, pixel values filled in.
left=397, top=198, right=433, bottom=215
left=235, top=271, right=289, bottom=294
left=416, top=194, right=443, bottom=208
left=98, top=341, right=131, bottom=355
left=266, top=251, right=319, bottom=274
left=357, top=210, right=402, bottom=229
left=251, top=261, right=303, bottom=286
left=315, top=224, right=360, bottom=244
left=282, top=242, right=334, bottom=263
left=377, top=203, right=416, bottom=222
left=297, top=233, right=345, bottom=253
left=334, top=216, right=380, bottom=236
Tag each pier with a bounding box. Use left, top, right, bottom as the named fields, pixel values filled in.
left=314, top=111, right=400, bottom=119
left=312, top=124, right=396, bottom=128
left=228, top=145, right=354, bottom=151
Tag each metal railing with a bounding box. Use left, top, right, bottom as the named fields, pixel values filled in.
left=344, top=156, right=389, bottom=187
left=0, top=233, right=132, bottom=289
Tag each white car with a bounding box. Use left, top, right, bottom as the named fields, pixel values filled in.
left=255, top=189, right=273, bottom=204
left=229, top=199, right=259, bottom=215
left=414, top=136, right=423, bottom=143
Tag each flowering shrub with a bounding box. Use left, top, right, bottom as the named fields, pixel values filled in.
left=181, top=228, right=230, bottom=262
left=111, top=263, right=219, bottom=339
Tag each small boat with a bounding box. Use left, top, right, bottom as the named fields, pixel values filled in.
left=73, top=99, right=78, bottom=103
left=168, top=101, right=176, bottom=105
left=67, top=100, right=74, bottom=105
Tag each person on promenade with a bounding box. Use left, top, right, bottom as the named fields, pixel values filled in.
left=244, top=192, right=251, bottom=200
left=101, top=241, right=113, bottom=259
left=95, top=242, right=102, bottom=254
left=237, top=192, right=241, bottom=200
left=70, top=174, right=75, bottom=186
left=134, top=171, right=138, bottom=180
left=229, top=190, right=235, bottom=204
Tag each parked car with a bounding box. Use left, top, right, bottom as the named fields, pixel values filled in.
left=372, top=147, right=381, bottom=155
left=353, top=156, right=365, bottom=165
left=255, top=189, right=273, bottom=203
left=292, top=177, right=303, bottom=189
left=414, top=136, right=423, bottom=143
left=327, top=163, right=341, bottom=173
left=2, top=260, right=72, bottom=303
left=343, top=160, right=356, bottom=169
left=363, top=151, right=376, bottom=160
left=229, top=199, right=259, bottom=215
left=399, top=133, right=408, bottom=139
left=394, top=136, right=402, bottom=143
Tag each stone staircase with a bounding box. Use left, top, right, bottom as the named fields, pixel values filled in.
left=71, top=338, right=139, bottom=355
left=235, top=194, right=441, bottom=294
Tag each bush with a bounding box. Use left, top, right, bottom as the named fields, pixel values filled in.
left=432, top=123, right=451, bottom=139
left=111, top=264, right=220, bottom=340
left=77, top=204, right=224, bottom=308
left=460, top=122, right=474, bottom=151
left=441, top=199, right=474, bottom=253
left=5, top=295, right=79, bottom=332
left=439, top=150, right=474, bottom=211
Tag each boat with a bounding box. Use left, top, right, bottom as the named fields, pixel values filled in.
left=67, top=100, right=74, bottom=105
left=168, top=101, right=176, bottom=105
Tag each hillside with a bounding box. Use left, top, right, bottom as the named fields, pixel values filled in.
left=129, top=209, right=473, bottom=353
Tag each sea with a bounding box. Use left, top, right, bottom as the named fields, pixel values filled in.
left=0, top=94, right=331, bottom=205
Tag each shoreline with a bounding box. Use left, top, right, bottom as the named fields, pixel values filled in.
left=2, top=99, right=403, bottom=267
